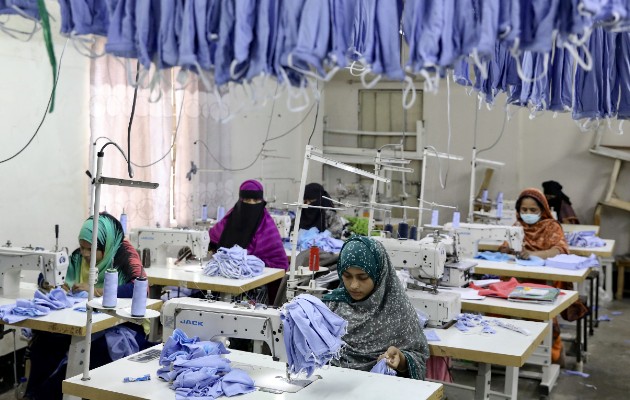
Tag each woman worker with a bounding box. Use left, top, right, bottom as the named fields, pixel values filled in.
left=300, top=182, right=345, bottom=239
left=209, top=179, right=288, bottom=271
left=499, top=188, right=578, bottom=365
left=323, top=236, right=429, bottom=379
left=27, top=213, right=148, bottom=400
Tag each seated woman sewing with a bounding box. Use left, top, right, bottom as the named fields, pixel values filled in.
left=26, top=213, right=148, bottom=400
left=499, top=188, right=569, bottom=260
left=323, top=236, right=429, bottom=379
left=300, top=182, right=346, bottom=239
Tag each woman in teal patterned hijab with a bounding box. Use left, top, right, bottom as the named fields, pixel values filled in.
left=323, top=236, right=430, bottom=379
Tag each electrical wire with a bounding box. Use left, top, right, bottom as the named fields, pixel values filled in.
left=265, top=102, right=316, bottom=143
left=132, top=90, right=186, bottom=168
left=0, top=38, right=68, bottom=164
left=126, top=61, right=140, bottom=178
left=477, top=104, right=508, bottom=155
left=307, top=99, right=320, bottom=145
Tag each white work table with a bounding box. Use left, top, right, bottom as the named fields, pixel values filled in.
left=568, top=238, right=615, bottom=258
left=63, top=344, right=444, bottom=400
left=472, top=258, right=591, bottom=283
left=460, top=290, right=579, bottom=394
left=426, top=317, right=548, bottom=400
left=0, top=283, right=162, bottom=400
left=561, top=224, right=600, bottom=234
left=145, top=261, right=284, bottom=299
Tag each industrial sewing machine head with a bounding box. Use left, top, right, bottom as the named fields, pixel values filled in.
left=373, top=234, right=461, bottom=328
left=444, top=222, right=524, bottom=260
left=270, top=214, right=292, bottom=239
left=0, top=243, right=69, bottom=294
left=130, top=227, right=210, bottom=265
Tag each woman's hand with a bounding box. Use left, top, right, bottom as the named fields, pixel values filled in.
left=378, top=346, right=408, bottom=373
left=516, top=250, right=531, bottom=260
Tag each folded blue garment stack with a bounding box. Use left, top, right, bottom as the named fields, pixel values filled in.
left=203, top=245, right=265, bottom=279
left=545, top=254, right=599, bottom=270
left=565, top=231, right=606, bottom=248
left=281, top=294, right=347, bottom=377
left=158, top=329, right=254, bottom=400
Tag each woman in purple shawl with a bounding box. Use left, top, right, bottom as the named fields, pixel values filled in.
left=209, top=180, right=288, bottom=270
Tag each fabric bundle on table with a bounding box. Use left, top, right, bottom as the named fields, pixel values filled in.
left=158, top=329, right=255, bottom=400
left=545, top=254, right=599, bottom=270
left=469, top=277, right=555, bottom=299
left=0, top=288, right=84, bottom=324
left=475, top=251, right=514, bottom=262
left=203, top=245, right=265, bottom=279
left=281, top=293, right=347, bottom=377
left=370, top=358, right=396, bottom=376
left=289, top=228, right=344, bottom=253
left=565, top=231, right=606, bottom=248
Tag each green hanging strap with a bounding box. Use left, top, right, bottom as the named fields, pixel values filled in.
left=36, top=0, right=57, bottom=113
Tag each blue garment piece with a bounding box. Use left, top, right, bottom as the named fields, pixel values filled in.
left=175, top=383, right=222, bottom=400
left=497, top=0, right=520, bottom=44
left=373, top=0, right=404, bottom=80
left=289, top=0, right=332, bottom=78
left=616, top=33, right=630, bottom=119
left=245, top=0, right=279, bottom=81
left=517, top=0, right=560, bottom=53
left=370, top=358, right=396, bottom=376
left=549, top=46, right=574, bottom=112
left=475, top=251, right=514, bottom=262
left=424, top=330, right=441, bottom=342
left=5, top=0, right=39, bottom=20
left=104, top=0, right=137, bottom=58
left=213, top=0, right=237, bottom=86
left=518, top=51, right=550, bottom=112
left=171, top=366, right=222, bottom=390
left=57, top=0, right=74, bottom=34
left=69, top=0, right=110, bottom=36
left=0, top=300, right=50, bottom=324
left=274, top=0, right=306, bottom=86
left=416, top=0, right=445, bottom=69
left=230, top=0, right=256, bottom=77
left=221, top=369, right=256, bottom=397
left=105, top=326, right=139, bottom=361
left=515, top=255, right=546, bottom=266
left=290, top=228, right=344, bottom=253
left=33, top=289, right=73, bottom=310
left=68, top=290, right=89, bottom=299
left=203, top=245, right=265, bottom=279
left=135, top=0, right=160, bottom=69
left=281, top=294, right=347, bottom=377
left=157, top=0, right=184, bottom=69
left=545, top=254, right=599, bottom=270
left=453, top=59, right=473, bottom=86
left=328, top=0, right=356, bottom=68
left=476, top=0, right=500, bottom=60
left=178, top=0, right=209, bottom=70
left=565, top=231, right=606, bottom=247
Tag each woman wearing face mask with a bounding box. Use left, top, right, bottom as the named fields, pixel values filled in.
left=323, top=236, right=429, bottom=379
left=209, top=180, right=288, bottom=271
left=500, top=188, right=569, bottom=260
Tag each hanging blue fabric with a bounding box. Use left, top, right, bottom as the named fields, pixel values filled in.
left=57, top=0, right=74, bottom=35
left=416, top=0, right=445, bottom=70
left=549, top=46, right=574, bottom=112
left=69, top=0, right=110, bottom=36
left=328, top=0, right=356, bottom=69
left=497, top=0, right=520, bottom=45
left=373, top=0, right=404, bottom=80
left=104, top=0, right=137, bottom=58
left=245, top=0, right=279, bottom=82
left=453, top=58, right=473, bottom=86
left=179, top=0, right=209, bottom=71
left=402, top=0, right=426, bottom=72
left=135, top=0, right=160, bottom=69
left=288, top=0, right=332, bottom=79
left=517, top=0, right=560, bottom=54
left=157, top=0, right=184, bottom=69
left=231, top=0, right=257, bottom=79
left=519, top=51, right=551, bottom=113
left=616, top=32, right=630, bottom=119
left=274, top=0, right=306, bottom=86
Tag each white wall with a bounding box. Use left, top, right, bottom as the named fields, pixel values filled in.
left=323, top=74, right=630, bottom=256
left=0, top=2, right=91, bottom=251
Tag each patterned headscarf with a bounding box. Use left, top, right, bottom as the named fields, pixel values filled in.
left=66, top=213, right=125, bottom=287
left=515, top=188, right=568, bottom=254
left=323, top=236, right=429, bottom=379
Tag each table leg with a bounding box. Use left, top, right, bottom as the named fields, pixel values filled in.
left=475, top=363, right=491, bottom=400
left=63, top=335, right=86, bottom=400
left=504, top=366, right=519, bottom=400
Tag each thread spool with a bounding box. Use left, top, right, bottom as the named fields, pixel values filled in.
left=481, top=189, right=489, bottom=203
left=384, top=223, right=394, bottom=234
left=142, top=248, right=151, bottom=268
left=409, top=225, right=418, bottom=240
left=131, top=277, right=148, bottom=317
left=102, top=268, right=118, bottom=308
left=496, top=202, right=504, bottom=218
left=309, top=246, right=320, bottom=271
left=398, top=222, right=409, bottom=239
left=120, top=210, right=127, bottom=236
left=201, top=204, right=208, bottom=221
left=431, top=210, right=439, bottom=226
left=496, top=192, right=504, bottom=203
left=217, top=206, right=226, bottom=221
left=452, top=211, right=460, bottom=228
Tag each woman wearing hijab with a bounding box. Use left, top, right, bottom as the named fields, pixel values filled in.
left=499, top=188, right=569, bottom=259
left=542, top=180, right=580, bottom=224
left=323, top=236, right=429, bottom=379
left=300, top=182, right=345, bottom=239
left=27, top=213, right=148, bottom=400
left=209, top=180, right=288, bottom=270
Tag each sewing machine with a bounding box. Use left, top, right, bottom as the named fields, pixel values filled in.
left=129, top=228, right=210, bottom=264
left=270, top=214, right=292, bottom=239
left=373, top=235, right=461, bottom=328
left=162, top=297, right=319, bottom=393
left=0, top=245, right=69, bottom=293
left=443, top=222, right=524, bottom=260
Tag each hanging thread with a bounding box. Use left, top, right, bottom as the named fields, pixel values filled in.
left=102, top=268, right=118, bottom=308
left=131, top=277, right=148, bottom=317
left=398, top=222, right=409, bottom=239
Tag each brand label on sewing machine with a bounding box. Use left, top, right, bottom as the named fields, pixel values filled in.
left=179, top=319, right=203, bottom=326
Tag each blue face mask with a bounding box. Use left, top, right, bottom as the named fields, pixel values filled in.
left=520, top=213, right=541, bottom=225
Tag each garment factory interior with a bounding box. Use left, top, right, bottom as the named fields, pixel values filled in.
left=0, top=1, right=630, bottom=400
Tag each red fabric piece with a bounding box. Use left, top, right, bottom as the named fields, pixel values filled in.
left=469, top=277, right=555, bottom=299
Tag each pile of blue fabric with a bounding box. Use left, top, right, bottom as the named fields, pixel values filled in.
left=158, top=329, right=255, bottom=400
left=0, top=288, right=84, bottom=324
left=545, top=254, right=600, bottom=270
left=287, top=227, right=344, bottom=253
left=475, top=251, right=514, bottom=262
left=203, top=245, right=265, bottom=279
left=281, top=294, right=347, bottom=377
left=565, top=231, right=606, bottom=248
